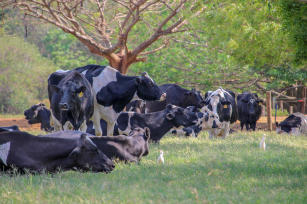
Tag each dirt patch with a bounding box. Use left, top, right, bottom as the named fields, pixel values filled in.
left=0, top=117, right=40, bottom=131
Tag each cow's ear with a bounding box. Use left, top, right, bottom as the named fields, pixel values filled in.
left=144, top=127, right=151, bottom=141
left=79, top=133, right=96, bottom=150
left=166, top=104, right=173, bottom=110
left=257, top=99, right=264, bottom=104
left=141, top=72, right=148, bottom=77
left=205, top=91, right=212, bottom=99
left=69, top=147, right=80, bottom=160
left=135, top=77, right=142, bottom=84
left=166, top=112, right=175, bottom=120
left=184, top=91, right=193, bottom=96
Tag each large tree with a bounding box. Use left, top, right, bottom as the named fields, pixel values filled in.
left=1, top=0, right=203, bottom=73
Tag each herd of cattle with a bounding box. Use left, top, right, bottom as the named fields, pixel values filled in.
left=0, top=64, right=306, bottom=174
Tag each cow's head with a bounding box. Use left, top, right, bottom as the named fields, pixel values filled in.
left=204, top=88, right=233, bottom=122
left=126, top=100, right=146, bottom=113
left=165, top=104, right=198, bottom=127
left=24, top=103, right=53, bottom=131
left=238, top=93, right=263, bottom=115
left=201, top=107, right=222, bottom=129
left=128, top=127, right=150, bottom=157
left=135, top=72, right=166, bottom=101
left=69, top=134, right=115, bottom=173
left=51, top=72, right=89, bottom=112
left=184, top=88, right=205, bottom=108
left=24, top=103, right=45, bottom=123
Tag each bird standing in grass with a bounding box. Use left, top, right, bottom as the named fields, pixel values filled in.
left=157, top=150, right=164, bottom=164
left=260, top=134, right=266, bottom=151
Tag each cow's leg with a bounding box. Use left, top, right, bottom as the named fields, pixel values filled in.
left=106, top=122, right=115, bottom=136
left=221, top=123, right=230, bottom=139
left=245, top=123, right=250, bottom=131
left=208, top=129, right=216, bottom=139
left=251, top=122, right=256, bottom=131
left=93, top=111, right=103, bottom=136
left=79, top=120, right=87, bottom=132
left=50, top=113, right=62, bottom=131
left=240, top=122, right=244, bottom=130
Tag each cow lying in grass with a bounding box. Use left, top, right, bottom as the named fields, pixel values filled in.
left=171, top=106, right=221, bottom=137
left=276, top=113, right=307, bottom=135
left=115, top=104, right=198, bottom=142
left=0, top=126, right=19, bottom=133
left=0, top=131, right=114, bottom=173
left=44, top=127, right=150, bottom=163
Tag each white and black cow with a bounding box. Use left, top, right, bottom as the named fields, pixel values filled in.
left=24, top=103, right=53, bottom=132
left=114, top=104, right=198, bottom=142
left=171, top=106, right=221, bottom=137
left=0, top=131, right=114, bottom=173
left=48, top=71, right=94, bottom=132
left=276, top=113, right=307, bottom=135
left=46, top=127, right=150, bottom=163
left=237, top=92, right=263, bottom=131
left=74, top=65, right=166, bottom=136
left=145, top=84, right=205, bottom=113
left=204, top=88, right=238, bottom=138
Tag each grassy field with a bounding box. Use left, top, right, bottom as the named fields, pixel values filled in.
left=0, top=131, right=306, bottom=204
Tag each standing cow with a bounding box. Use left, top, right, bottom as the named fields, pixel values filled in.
left=145, top=84, right=205, bottom=113
left=237, top=92, right=263, bottom=131
left=74, top=65, right=166, bottom=136
left=204, top=88, right=237, bottom=138
left=48, top=71, right=94, bottom=131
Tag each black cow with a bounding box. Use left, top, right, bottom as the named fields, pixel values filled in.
left=74, top=65, right=166, bottom=136
left=237, top=92, right=263, bottom=131
left=0, top=131, right=114, bottom=173
left=276, top=113, right=307, bottom=135
left=0, top=126, right=19, bottom=133
left=48, top=71, right=94, bottom=131
left=46, top=127, right=150, bottom=162
left=24, top=103, right=53, bottom=132
left=204, top=88, right=238, bottom=138
left=114, top=104, right=198, bottom=142
left=145, top=84, right=205, bottom=113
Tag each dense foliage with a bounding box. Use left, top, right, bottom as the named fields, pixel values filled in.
left=0, top=34, right=56, bottom=113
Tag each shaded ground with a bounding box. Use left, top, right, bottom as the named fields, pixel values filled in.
left=0, top=116, right=290, bottom=132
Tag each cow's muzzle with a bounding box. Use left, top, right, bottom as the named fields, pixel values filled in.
left=160, top=93, right=167, bottom=101
left=59, top=103, right=69, bottom=110
left=212, top=120, right=218, bottom=129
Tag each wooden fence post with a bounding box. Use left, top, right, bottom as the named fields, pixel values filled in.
left=302, top=87, right=306, bottom=114
left=279, top=100, right=283, bottom=112
left=289, top=106, right=293, bottom=114
left=266, top=91, right=272, bottom=131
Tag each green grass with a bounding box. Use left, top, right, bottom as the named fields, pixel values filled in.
left=1, top=131, right=306, bottom=204
left=0, top=114, right=24, bottom=119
